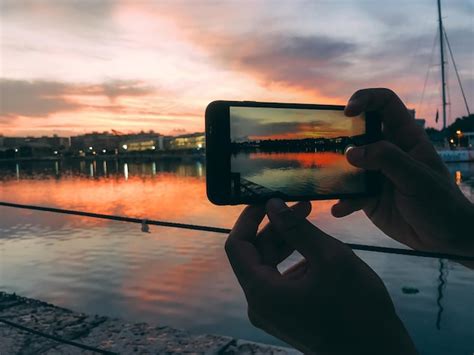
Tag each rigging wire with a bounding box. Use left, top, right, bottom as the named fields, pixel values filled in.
left=446, top=48, right=452, bottom=124
left=1, top=201, right=473, bottom=262
left=443, top=26, right=472, bottom=116
left=418, top=28, right=439, bottom=115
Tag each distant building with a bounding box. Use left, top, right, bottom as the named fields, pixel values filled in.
left=415, top=119, right=426, bottom=129
left=0, top=135, right=70, bottom=150
left=70, top=132, right=120, bottom=153
left=168, top=133, right=205, bottom=151
left=120, top=136, right=165, bottom=152
left=407, top=108, right=426, bottom=129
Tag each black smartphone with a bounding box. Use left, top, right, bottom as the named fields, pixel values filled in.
left=205, top=100, right=382, bottom=205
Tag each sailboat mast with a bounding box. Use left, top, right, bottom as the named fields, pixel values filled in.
left=437, top=0, right=447, bottom=130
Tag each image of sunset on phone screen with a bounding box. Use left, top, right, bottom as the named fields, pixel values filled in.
left=229, top=106, right=367, bottom=199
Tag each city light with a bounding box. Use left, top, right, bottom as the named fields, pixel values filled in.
left=151, top=146, right=156, bottom=150
left=450, top=139, right=454, bottom=143
left=89, top=146, right=93, bottom=150
left=456, top=130, right=462, bottom=135
left=14, top=148, right=18, bottom=153
left=102, top=149, right=107, bottom=153
left=122, top=144, right=128, bottom=150
left=53, top=151, right=58, bottom=155
left=197, top=143, right=203, bottom=149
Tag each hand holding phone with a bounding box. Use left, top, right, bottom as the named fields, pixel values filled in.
left=205, top=100, right=381, bottom=205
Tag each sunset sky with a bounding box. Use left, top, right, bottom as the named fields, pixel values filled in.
left=1, top=0, right=473, bottom=137
left=230, top=107, right=363, bottom=141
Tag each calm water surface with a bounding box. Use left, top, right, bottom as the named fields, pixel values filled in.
left=0, top=158, right=473, bottom=354
left=232, top=151, right=365, bottom=196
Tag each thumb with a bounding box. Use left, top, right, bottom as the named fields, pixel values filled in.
left=346, top=140, right=430, bottom=195
left=265, top=199, right=348, bottom=263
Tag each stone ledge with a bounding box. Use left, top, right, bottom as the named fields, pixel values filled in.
left=0, top=292, right=300, bottom=354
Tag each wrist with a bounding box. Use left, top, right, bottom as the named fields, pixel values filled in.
left=352, top=313, right=418, bottom=355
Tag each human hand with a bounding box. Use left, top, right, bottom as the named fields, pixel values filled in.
left=332, top=88, right=474, bottom=256
left=226, top=199, right=417, bottom=355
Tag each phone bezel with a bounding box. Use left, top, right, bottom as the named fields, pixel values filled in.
left=205, top=100, right=382, bottom=205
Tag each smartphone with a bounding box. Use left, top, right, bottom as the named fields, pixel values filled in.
left=205, top=100, right=382, bottom=205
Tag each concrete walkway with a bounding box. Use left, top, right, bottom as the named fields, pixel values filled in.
left=0, top=292, right=300, bottom=354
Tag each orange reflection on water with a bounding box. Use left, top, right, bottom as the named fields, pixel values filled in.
left=0, top=173, right=242, bottom=228
left=249, top=151, right=352, bottom=169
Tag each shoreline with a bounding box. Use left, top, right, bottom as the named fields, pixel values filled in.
left=0, top=292, right=299, bottom=354
left=0, top=153, right=205, bottom=163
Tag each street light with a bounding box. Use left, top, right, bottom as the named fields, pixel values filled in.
left=456, top=130, right=462, bottom=147
left=89, top=146, right=93, bottom=150
left=14, top=148, right=18, bottom=153
left=102, top=149, right=107, bottom=153
left=122, top=144, right=128, bottom=150
left=53, top=151, right=58, bottom=155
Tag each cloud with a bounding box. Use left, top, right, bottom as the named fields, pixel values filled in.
left=0, top=79, right=155, bottom=118
left=80, top=80, right=155, bottom=100
left=203, top=34, right=357, bottom=96
left=0, top=79, right=83, bottom=118
left=1, top=0, right=117, bottom=33
left=231, top=113, right=350, bottom=141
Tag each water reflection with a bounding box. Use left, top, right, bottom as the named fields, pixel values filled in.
left=455, top=170, right=461, bottom=185
left=0, top=158, right=207, bottom=182
left=231, top=152, right=365, bottom=198
left=0, top=159, right=473, bottom=354
left=124, top=163, right=129, bottom=180
left=436, top=259, right=447, bottom=330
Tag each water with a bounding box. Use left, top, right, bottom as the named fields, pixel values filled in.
left=0, top=158, right=473, bottom=354
left=232, top=151, right=365, bottom=197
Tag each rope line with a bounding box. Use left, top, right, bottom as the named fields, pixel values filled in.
left=1, top=201, right=473, bottom=262
left=443, top=26, right=471, bottom=116
left=418, top=27, right=439, bottom=115
left=0, top=317, right=117, bottom=355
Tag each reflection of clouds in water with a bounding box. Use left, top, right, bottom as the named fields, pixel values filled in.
left=244, top=167, right=364, bottom=196
left=1, top=160, right=474, bottom=354
left=0, top=160, right=241, bottom=228
left=248, top=151, right=352, bottom=169
left=234, top=152, right=364, bottom=195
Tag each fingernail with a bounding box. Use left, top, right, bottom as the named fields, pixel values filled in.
left=346, top=146, right=365, bottom=164
left=266, top=198, right=288, bottom=213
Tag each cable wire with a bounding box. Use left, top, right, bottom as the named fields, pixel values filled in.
left=418, top=27, right=439, bottom=115
left=1, top=201, right=473, bottom=262
left=443, top=26, right=471, bottom=116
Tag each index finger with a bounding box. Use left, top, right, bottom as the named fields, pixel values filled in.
left=226, top=205, right=286, bottom=296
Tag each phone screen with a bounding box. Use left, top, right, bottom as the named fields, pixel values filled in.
left=229, top=106, right=367, bottom=200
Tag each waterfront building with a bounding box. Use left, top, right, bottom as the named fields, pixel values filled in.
left=70, top=132, right=121, bottom=153
left=120, top=136, right=165, bottom=152
left=168, top=133, right=205, bottom=151
left=0, top=135, right=70, bottom=151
